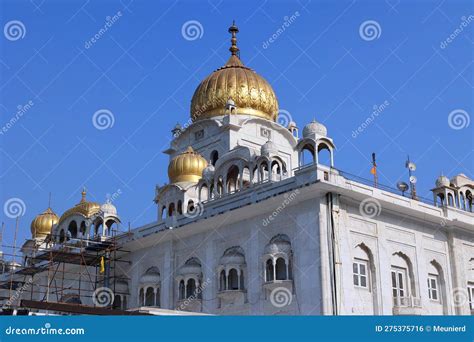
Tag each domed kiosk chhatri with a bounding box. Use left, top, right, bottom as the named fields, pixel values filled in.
left=30, top=207, right=59, bottom=239
left=168, top=146, right=208, bottom=184
left=10, top=22, right=474, bottom=318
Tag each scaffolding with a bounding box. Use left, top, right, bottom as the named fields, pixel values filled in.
left=0, top=220, right=133, bottom=315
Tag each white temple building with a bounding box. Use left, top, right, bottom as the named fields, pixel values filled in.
left=1, top=23, right=473, bottom=316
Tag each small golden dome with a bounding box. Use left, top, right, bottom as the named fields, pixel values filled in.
left=31, top=207, right=59, bottom=238
left=190, top=22, right=279, bottom=122
left=58, top=189, right=101, bottom=224
left=168, top=147, right=207, bottom=183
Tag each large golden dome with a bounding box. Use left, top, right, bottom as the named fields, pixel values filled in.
left=168, top=146, right=207, bottom=183
left=31, top=207, right=59, bottom=238
left=190, top=22, right=279, bottom=122
left=58, top=189, right=101, bottom=224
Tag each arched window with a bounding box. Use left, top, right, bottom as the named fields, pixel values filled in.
left=428, top=260, right=447, bottom=314
left=145, top=287, right=155, bottom=306
left=436, top=194, right=445, bottom=207
left=242, top=166, right=251, bottom=188
left=448, top=194, right=454, bottom=207
left=466, top=191, right=473, bottom=212
left=80, top=221, right=86, bottom=235
left=275, top=257, right=287, bottom=280
left=300, top=144, right=315, bottom=166
left=460, top=193, right=466, bottom=211
left=391, top=252, right=417, bottom=305
left=219, top=270, right=226, bottom=291
left=210, top=150, right=219, bottom=166
left=179, top=280, right=185, bottom=300
left=186, top=279, right=196, bottom=298
left=260, top=162, right=269, bottom=182
left=228, top=269, right=239, bottom=290
left=113, top=295, right=122, bottom=310
left=217, top=176, right=224, bottom=196
left=266, top=259, right=274, bottom=282
left=68, top=221, right=77, bottom=239
left=59, top=229, right=65, bottom=243
left=263, top=234, right=292, bottom=282
left=271, top=160, right=281, bottom=181
left=226, top=165, right=239, bottom=193
left=317, top=142, right=332, bottom=166
left=168, top=203, right=175, bottom=217
left=252, top=165, right=259, bottom=183
left=209, top=184, right=214, bottom=199
left=93, top=220, right=101, bottom=237
left=218, top=247, right=246, bottom=293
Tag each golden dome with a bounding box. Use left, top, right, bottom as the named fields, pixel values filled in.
left=168, top=146, right=207, bottom=183
left=190, top=22, right=279, bottom=122
left=58, top=189, right=101, bottom=224
left=31, top=207, right=59, bottom=238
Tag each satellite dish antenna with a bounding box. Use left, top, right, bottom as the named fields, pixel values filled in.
left=397, top=181, right=409, bottom=195
left=409, top=176, right=417, bottom=184
left=407, top=162, right=416, bottom=171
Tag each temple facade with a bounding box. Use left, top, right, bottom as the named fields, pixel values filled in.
left=1, top=23, right=473, bottom=316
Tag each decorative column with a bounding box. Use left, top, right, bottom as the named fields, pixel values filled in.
left=237, top=269, right=241, bottom=290
left=225, top=269, right=229, bottom=291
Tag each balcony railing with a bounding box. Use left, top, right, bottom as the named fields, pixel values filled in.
left=392, top=296, right=421, bottom=308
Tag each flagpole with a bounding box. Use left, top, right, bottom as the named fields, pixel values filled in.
left=371, top=153, right=378, bottom=188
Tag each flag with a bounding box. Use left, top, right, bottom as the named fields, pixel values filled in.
left=370, top=166, right=377, bottom=175
left=100, top=256, right=105, bottom=274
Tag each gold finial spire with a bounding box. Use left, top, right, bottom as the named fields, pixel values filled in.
left=80, top=187, right=87, bottom=203
left=228, top=20, right=239, bottom=57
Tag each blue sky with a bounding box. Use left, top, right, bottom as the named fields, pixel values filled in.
left=0, top=0, right=472, bottom=250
